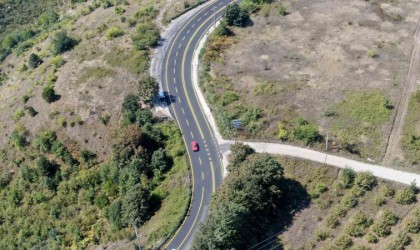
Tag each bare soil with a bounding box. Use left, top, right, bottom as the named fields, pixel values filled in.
left=208, top=0, right=420, bottom=167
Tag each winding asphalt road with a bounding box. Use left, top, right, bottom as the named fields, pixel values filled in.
left=161, top=1, right=231, bottom=249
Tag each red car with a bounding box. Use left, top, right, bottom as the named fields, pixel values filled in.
left=191, top=141, right=199, bottom=151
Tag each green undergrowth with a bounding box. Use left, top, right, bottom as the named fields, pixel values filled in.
left=402, top=91, right=420, bottom=166
left=330, top=91, right=393, bottom=159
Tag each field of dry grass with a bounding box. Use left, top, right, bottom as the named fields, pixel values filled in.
left=202, top=0, right=420, bottom=169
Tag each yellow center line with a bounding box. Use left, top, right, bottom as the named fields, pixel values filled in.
left=178, top=187, right=205, bottom=249
left=163, top=1, right=228, bottom=248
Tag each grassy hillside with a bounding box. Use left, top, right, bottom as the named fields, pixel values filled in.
left=200, top=0, right=420, bottom=168
left=0, top=0, right=191, bottom=248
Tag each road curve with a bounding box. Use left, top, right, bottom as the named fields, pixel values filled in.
left=160, top=1, right=231, bottom=249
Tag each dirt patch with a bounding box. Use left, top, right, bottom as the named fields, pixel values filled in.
left=206, top=0, right=420, bottom=166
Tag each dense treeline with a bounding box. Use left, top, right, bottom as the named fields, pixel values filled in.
left=193, top=143, right=286, bottom=249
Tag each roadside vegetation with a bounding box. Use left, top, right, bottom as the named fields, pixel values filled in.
left=401, top=91, right=420, bottom=166
left=0, top=0, right=191, bottom=248
left=193, top=145, right=420, bottom=249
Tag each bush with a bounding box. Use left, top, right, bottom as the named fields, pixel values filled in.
left=50, top=32, right=78, bottom=55
left=315, top=229, right=330, bottom=241
left=105, top=26, right=124, bottom=39
left=42, top=85, right=57, bottom=103
left=115, top=6, right=126, bottom=14
left=310, top=182, right=328, bottom=199
left=365, top=232, right=378, bottom=243
left=341, top=193, right=358, bottom=209
left=386, top=232, right=411, bottom=250
left=345, top=211, right=373, bottom=237
left=354, top=172, right=377, bottom=191
left=224, top=3, right=249, bottom=27
left=341, top=167, right=356, bottom=189
left=220, top=91, right=239, bottom=106
left=28, top=53, right=43, bottom=68
left=214, top=21, right=233, bottom=37
left=326, top=213, right=340, bottom=228
left=374, top=196, right=386, bottom=207
left=132, top=22, right=160, bottom=50
left=11, top=129, right=27, bottom=150
left=332, top=235, right=353, bottom=250
left=278, top=5, right=288, bottom=16
left=292, top=118, right=321, bottom=145
left=138, top=76, right=158, bottom=103
left=26, top=106, right=37, bottom=117
left=395, top=187, right=416, bottom=205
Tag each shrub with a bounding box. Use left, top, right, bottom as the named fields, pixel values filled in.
left=224, top=3, right=249, bottom=27
left=372, top=222, right=391, bottom=237
left=138, top=76, right=158, bottom=103
left=50, top=32, right=78, bottom=55
left=367, top=49, right=378, bottom=58
left=220, top=91, right=239, bottom=106
left=80, top=149, right=97, bottom=163
left=105, top=26, right=124, bottom=39
left=13, top=108, right=25, bottom=121
left=365, top=232, right=378, bottom=243
left=326, top=213, right=340, bottom=228
left=50, top=55, right=65, bottom=68
left=28, top=53, right=43, bottom=68
left=341, top=193, right=358, bottom=209
left=11, top=129, right=27, bottom=150
left=132, top=23, right=160, bottom=50
left=277, top=122, right=288, bottom=140
left=381, top=185, right=395, bottom=197
left=38, top=9, right=59, bottom=27
left=341, top=167, right=356, bottom=189
left=310, top=182, right=328, bottom=199
left=22, top=95, right=30, bottom=104
left=115, top=6, right=126, bottom=14
left=374, top=196, right=386, bottom=207
left=345, top=211, right=373, bottom=237
left=386, top=232, right=411, bottom=250
left=395, top=187, right=416, bottom=205
left=315, top=229, right=330, bottom=241
left=381, top=209, right=399, bottom=226
left=42, top=85, right=57, bottom=103
left=278, top=4, right=288, bottom=16
left=26, top=106, right=37, bottom=117
left=214, top=21, right=233, bottom=37
left=332, top=235, right=353, bottom=250
left=292, top=118, right=321, bottom=145
left=354, top=172, right=377, bottom=191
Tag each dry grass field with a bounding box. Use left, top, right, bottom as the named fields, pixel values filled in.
left=203, top=0, right=420, bottom=169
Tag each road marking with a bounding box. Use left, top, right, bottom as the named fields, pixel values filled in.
left=187, top=29, right=191, bottom=34
left=199, top=157, right=202, bottom=165
left=179, top=43, right=182, bottom=49
left=197, top=17, right=202, bottom=22
left=182, top=36, right=185, bottom=41
left=178, top=187, right=205, bottom=249
left=192, top=23, right=195, bottom=28
left=173, top=68, right=176, bottom=74
left=203, top=12, right=208, bottom=16
left=206, top=148, right=209, bottom=152
left=176, top=50, right=179, bottom=57
left=218, top=2, right=223, bottom=5
left=174, top=59, right=177, bottom=65
left=210, top=161, right=216, bottom=192
left=202, top=172, right=204, bottom=180
left=205, top=144, right=208, bottom=148
left=178, top=98, right=182, bottom=104
left=175, top=87, right=178, bottom=93
left=190, top=131, right=194, bottom=138
left=173, top=77, right=176, bottom=83
left=186, top=119, right=190, bottom=126
left=207, top=152, right=210, bottom=157
left=182, top=107, right=185, bottom=114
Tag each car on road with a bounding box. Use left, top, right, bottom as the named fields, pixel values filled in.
left=191, top=141, right=199, bottom=151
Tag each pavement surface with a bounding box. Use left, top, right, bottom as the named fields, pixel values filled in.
left=159, top=1, right=232, bottom=249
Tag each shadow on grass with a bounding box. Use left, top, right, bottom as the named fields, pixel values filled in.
left=252, top=178, right=311, bottom=250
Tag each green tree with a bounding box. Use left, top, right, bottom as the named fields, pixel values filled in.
left=292, top=118, right=321, bottom=145
left=38, top=9, right=59, bottom=27
left=340, top=167, right=356, bottom=189
left=42, top=85, right=57, bottom=103
left=122, top=94, right=140, bottom=114
left=132, top=23, right=160, bottom=50
left=395, top=187, right=416, bottom=205
left=354, top=171, right=377, bottom=191
left=224, top=3, right=249, bottom=27
left=151, top=148, right=170, bottom=172
left=228, top=142, right=255, bottom=171
left=122, top=183, right=150, bottom=248
left=28, top=53, right=43, bottom=68
left=50, top=32, right=78, bottom=55
left=106, top=200, right=124, bottom=228
left=138, top=76, right=158, bottom=103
